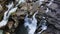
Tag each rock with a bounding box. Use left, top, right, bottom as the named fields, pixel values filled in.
left=48, top=3, right=58, bottom=9
left=0, top=4, right=3, bottom=11
left=46, top=9, right=60, bottom=30
left=5, top=32, right=10, bottom=34
left=7, top=21, right=14, bottom=29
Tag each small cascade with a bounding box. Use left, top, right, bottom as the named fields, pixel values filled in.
left=0, top=0, right=25, bottom=27
left=0, top=2, right=15, bottom=27
left=24, top=11, right=38, bottom=34
left=37, top=17, right=47, bottom=34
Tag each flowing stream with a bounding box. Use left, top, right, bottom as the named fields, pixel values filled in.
left=37, top=17, right=47, bottom=34
left=24, top=11, right=38, bottom=34
left=0, top=0, right=25, bottom=28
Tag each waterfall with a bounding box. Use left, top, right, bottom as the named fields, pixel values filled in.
left=24, top=11, right=38, bottom=34
left=0, top=2, right=17, bottom=28
left=0, top=0, right=25, bottom=28
left=37, top=17, right=47, bottom=34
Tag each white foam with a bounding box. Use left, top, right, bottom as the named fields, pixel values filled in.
left=24, top=11, right=38, bottom=34
left=38, top=19, right=47, bottom=34
left=6, top=2, right=14, bottom=10
left=0, top=2, right=18, bottom=27
left=38, top=25, right=47, bottom=34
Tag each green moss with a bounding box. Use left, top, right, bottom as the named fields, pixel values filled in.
left=11, top=12, right=16, bottom=16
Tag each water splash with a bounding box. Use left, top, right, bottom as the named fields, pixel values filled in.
left=24, top=11, right=38, bottom=34
left=37, top=17, right=47, bottom=34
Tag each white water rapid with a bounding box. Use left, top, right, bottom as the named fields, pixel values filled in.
left=37, top=17, right=47, bottom=34
left=0, top=0, right=25, bottom=28
left=24, top=11, right=38, bottom=34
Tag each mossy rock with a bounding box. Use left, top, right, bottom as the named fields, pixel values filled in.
left=11, top=12, right=17, bottom=16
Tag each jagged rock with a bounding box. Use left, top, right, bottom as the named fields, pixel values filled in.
left=46, top=9, right=60, bottom=30
left=48, top=3, right=58, bottom=9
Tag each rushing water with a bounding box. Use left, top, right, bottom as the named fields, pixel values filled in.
left=0, top=2, right=15, bottom=27
left=0, top=0, right=25, bottom=27
left=37, top=17, right=47, bottom=34
left=24, top=11, right=38, bottom=34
